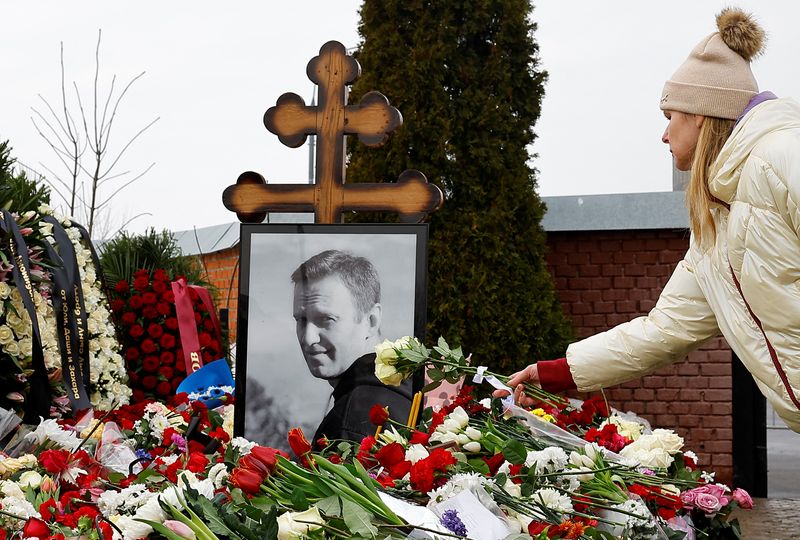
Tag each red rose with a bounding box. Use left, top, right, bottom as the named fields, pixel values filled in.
left=376, top=443, right=406, bottom=468
left=159, top=366, right=174, bottom=380
left=142, top=292, right=157, bottom=305
left=142, top=306, right=159, bottom=319
left=129, top=295, right=143, bottom=309
left=369, top=404, right=389, bottom=426
left=528, top=521, right=550, bottom=537
left=156, top=302, right=171, bottom=316
left=165, top=317, right=179, bottom=330
left=156, top=381, right=172, bottom=397
left=152, top=280, right=168, bottom=294
left=133, top=275, right=150, bottom=292
left=160, top=351, right=175, bottom=365
left=121, top=311, right=136, bottom=326
left=129, top=324, right=144, bottom=339
left=125, top=347, right=140, bottom=361
left=147, top=323, right=164, bottom=339
left=230, top=467, right=264, bottom=496
left=142, top=356, right=160, bottom=373
left=114, top=280, right=130, bottom=294
left=287, top=428, right=312, bottom=460
left=141, top=339, right=157, bottom=354
left=110, top=298, right=125, bottom=313
left=160, top=334, right=176, bottom=350
left=39, top=449, right=69, bottom=474
left=409, top=430, right=430, bottom=445
left=22, top=517, right=50, bottom=539
left=142, top=376, right=158, bottom=390
left=186, top=452, right=208, bottom=473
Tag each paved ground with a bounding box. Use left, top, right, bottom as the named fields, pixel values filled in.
left=734, top=498, right=800, bottom=539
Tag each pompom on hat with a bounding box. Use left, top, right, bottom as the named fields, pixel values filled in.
left=660, top=7, right=766, bottom=119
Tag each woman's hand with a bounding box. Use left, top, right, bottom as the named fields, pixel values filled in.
left=492, top=364, right=540, bottom=407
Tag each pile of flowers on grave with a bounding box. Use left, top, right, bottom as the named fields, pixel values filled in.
left=108, top=268, right=225, bottom=404
left=0, top=204, right=129, bottom=419
left=0, top=337, right=752, bottom=540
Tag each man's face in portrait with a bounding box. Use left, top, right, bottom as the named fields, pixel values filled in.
left=293, top=275, right=379, bottom=379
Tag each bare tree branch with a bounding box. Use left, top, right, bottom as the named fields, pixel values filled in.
left=95, top=162, right=155, bottom=209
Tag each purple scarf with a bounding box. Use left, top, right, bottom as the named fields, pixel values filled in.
left=735, top=91, right=778, bottom=126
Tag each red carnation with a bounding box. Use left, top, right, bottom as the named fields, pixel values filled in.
left=129, top=295, right=143, bottom=309
left=159, top=366, right=174, bottom=380
left=129, top=324, right=144, bottom=339
left=39, top=449, right=69, bottom=474
left=156, top=302, right=171, bottom=316
left=125, top=347, right=140, bottom=361
left=199, top=332, right=212, bottom=348
left=147, top=323, right=164, bottom=339
left=142, top=376, right=157, bottom=390
left=110, top=298, right=125, bottom=313
left=121, top=311, right=136, bottom=326
left=203, top=319, right=215, bottom=331
left=114, top=280, right=130, bottom=294
left=153, top=269, right=169, bottom=282
left=162, top=290, right=175, bottom=303
left=156, top=381, right=172, bottom=397
left=141, top=339, right=157, bottom=354
left=186, top=452, right=209, bottom=473
left=369, top=404, right=390, bottom=426
left=142, top=306, right=159, bottom=319
left=160, top=334, right=176, bottom=350
left=409, top=430, right=430, bottom=445
left=165, top=317, right=179, bottom=330
left=142, top=292, right=158, bottom=305
left=133, top=275, right=150, bottom=292
left=142, top=356, right=160, bottom=373
left=160, top=351, right=175, bottom=365
left=171, top=376, right=184, bottom=390
left=152, top=280, right=168, bottom=294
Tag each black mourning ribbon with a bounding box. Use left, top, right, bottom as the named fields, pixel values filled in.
left=0, top=210, right=51, bottom=422
left=41, top=216, right=92, bottom=414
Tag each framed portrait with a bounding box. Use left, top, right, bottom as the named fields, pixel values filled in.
left=234, top=223, right=428, bottom=449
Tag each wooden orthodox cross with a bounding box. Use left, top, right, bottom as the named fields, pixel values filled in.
left=222, top=41, right=443, bottom=223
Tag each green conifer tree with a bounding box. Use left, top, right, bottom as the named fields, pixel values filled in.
left=347, top=0, right=573, bottom=372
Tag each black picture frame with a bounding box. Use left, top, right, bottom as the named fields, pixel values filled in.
left=234, top=223, right=428, bottom=448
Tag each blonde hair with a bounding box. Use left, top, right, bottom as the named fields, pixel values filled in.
left=686, top=116, right=736, bottom=245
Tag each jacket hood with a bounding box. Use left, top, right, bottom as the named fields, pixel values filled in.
left=709, top=97, right=800, bottom=203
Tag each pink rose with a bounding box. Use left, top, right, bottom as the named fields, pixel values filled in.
left=732, top=488, right=753, bottom=509
left=694, top=492, right=723, bottom=515
left=680, top=489, right=698, bottom=508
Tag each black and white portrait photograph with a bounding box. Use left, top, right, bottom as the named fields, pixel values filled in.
left=235, top=224, right=427, bottom=449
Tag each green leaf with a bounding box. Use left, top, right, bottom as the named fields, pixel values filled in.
left=317, top=495, right=342, bottom=517
left=290, top=487, right=310, bottom=510
left=427, top=367, right=445, bottom=381
left=421, top=380, right=442, bottom=393
left=467, top=458, right=490, bottom=475
left=342, top=498, right=379, bottom=538
left=197, top=496, right=238, bottom=537
left=135, top=520, right=189, bottom=540
left=502, top=440, right=527, bottom=465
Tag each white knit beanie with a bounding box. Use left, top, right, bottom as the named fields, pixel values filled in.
left=660, top=7, right=766, bottom=120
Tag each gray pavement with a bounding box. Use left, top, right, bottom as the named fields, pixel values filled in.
left=768, top=428, right=800, bottom=498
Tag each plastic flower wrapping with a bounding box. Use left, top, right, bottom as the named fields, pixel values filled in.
left=0, top=336, right=754, bottom=540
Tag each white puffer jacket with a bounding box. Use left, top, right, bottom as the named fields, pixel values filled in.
left=567, top=98, right=800, bottom=432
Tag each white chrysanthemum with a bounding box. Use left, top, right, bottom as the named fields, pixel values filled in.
left=112, top=514, right=154, bottom=540
left=231, top=437, right=256, bottom=455
left=98, top=484, right=154, bottom=516
left=25, top=418, right=81, bottom=451
left=148, top=413, right=170, bottom=440
left=405, top=444, right=429, bottom=464
left=0, top=495, right=39, bottom=522
left=208, top=463, right=230, bottom=490
left=532, top=487, right=574, bottom=514
left=428, top=472, right=496, bottom=510
left=525, top=446, right=568, bottom=474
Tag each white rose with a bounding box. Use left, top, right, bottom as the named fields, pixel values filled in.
left=650, top=429, right=684, bottom=454
left=18, top=470, right=42, bottom=489
left=462, top=441, right=482, bottom=453
left=602, top=415, right=644, bottom=441
left=0, top=325, right=13, bottom=345
left=405, top=444, right=430, bottom=464
left=619, top=445, right=674, bottom=469
left=3, top=341, right=20, bottom=357
left=0, top=282, right=11, bottom=299
left=277, top=506, right=324, bottom=540
left=374, top=340, right=404, bottom=386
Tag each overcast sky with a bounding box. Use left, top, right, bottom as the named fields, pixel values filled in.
left=2, top=1, right=799, bottom=236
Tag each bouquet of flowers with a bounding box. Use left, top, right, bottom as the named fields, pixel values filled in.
left=110, top=268, right=225, bottom=404
left=0, top=205, right=128, bottom=419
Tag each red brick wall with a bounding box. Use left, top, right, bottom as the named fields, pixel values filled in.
left=201, top=229, right=735, bottom=483
left=200, top=246, right=240, bottom=343
left=546, top=230, right=733, bottom=484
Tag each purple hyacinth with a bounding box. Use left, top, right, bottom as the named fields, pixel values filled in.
left=440, top=509, right=467, bottom=537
